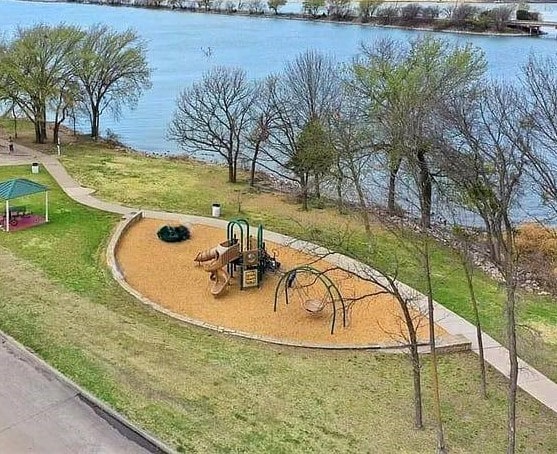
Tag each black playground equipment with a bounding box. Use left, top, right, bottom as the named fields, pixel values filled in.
left=157, top=225, right=191, bottom=243
left=274, top=265, right=346, bottom=335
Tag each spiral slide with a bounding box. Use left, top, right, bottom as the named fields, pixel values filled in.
left=210, top=268, right=231, bottom=296
left=195, top=240, right=240, bottom=296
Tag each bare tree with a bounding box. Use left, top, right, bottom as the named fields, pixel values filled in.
left=521, top=54, right=557, bottom=221
left=261, top=50, right=341, bottom=208
left=293, top=231, right=426, bottom=430
left=442, top=82, right=529, bottom=454
left=168, top=66, right=256, bottom=183
left=327, top=97, right=376, bottom=231
left=71, top=24, right=151, bottom=139
left=247, top=77, right=279, bottom=187
left=456, top=227, right=488, bottom=399
left=326, top=0, right=352, bottom=19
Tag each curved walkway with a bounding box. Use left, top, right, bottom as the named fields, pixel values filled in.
left=1, top=140, right=557, bottom=418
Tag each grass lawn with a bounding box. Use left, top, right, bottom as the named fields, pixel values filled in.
left=0, top=125, right=555, bottom=452
left=54, top=141, right=557, bottom=384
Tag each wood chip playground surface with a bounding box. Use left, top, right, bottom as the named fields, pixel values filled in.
left=116, top=218, right=447, bottom=347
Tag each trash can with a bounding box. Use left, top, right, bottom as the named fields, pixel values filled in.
left=211, top=203, right=221, bottom=218
left=31, top=163, right=40, bottom=174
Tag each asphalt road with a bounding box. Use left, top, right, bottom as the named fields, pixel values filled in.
left=0, top=338, right=149, bottom=453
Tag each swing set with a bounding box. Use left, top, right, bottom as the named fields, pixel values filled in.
left=273, top=265, right=348, bottom=335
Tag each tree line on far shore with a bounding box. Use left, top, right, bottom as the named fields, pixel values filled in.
left=67, top=0, right=526, bottom=34
left=0, top=24, right=151, bottom=144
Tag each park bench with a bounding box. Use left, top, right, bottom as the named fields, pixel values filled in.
left=0, top=205, right=30, bottom=226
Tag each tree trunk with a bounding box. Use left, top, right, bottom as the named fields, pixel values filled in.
left=34, top=120, right=41, bottom=144
left=35, top=106, right=47, bottom=144
left=91, top=105, right=100, bottom=139
left=410, top=343, right=423, bottom=429
left=53, top=108, right=66, bottom=145
left=348, top=162, right=370, bottom=233
left=417, top=150, right=432, bottom=229
left=315, top=173, right=321, bottom=199
left=423, top=239, right=447, bottom=454
left=462, top=255, right=488, bottom=398
left=41, top=108, right=48, bottom=143
left=301, top=173, right=309, bottom=210
left=53, top=123, right=60, bottom=145
left=396, top=288, right=424, bottom=429
left=506, top=278, right=518, bottom=454
left=12, top=105, right=18, bottom=139
left=335, top=167, right=344, bottom=214
left=228, top=161, right=236, bottom=183
left=388, top=155, right=402, bottom=214
left=250, top=141, right=261, bottom=187
left=503, top=226, right=518, bottom=454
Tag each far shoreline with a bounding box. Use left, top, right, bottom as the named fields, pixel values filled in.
left=18, top=0, right=548, bottom=38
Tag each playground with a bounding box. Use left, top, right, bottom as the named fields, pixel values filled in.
left=116, top=218, right=446, bottom=346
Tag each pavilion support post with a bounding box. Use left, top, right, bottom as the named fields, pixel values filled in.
left=5, top=200, right=9, bottom=232
left=45, top=191, right=49, bottom=223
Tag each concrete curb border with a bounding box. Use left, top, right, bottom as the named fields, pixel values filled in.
left=108, top=211, right=471, bottom=352
left=0, top=330, right=176, bottom=454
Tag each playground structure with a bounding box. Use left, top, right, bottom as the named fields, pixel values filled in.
left=194, top=219, right=280, bottom=296
left=274, top=266, right=347, bottom=335
left=117, top=219, right=450, bottom=347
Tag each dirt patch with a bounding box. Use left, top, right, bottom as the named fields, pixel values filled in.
left=116, top=218, right=445, bottom=346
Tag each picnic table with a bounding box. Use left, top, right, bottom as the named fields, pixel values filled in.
left=0, top=205, right=30, bottom=226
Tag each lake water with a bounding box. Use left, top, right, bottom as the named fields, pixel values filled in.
left=2, top=0, right=557, bottom=220
left=3, top=0, right=557, bottom=154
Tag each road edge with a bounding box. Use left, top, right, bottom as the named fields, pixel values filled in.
left=0, top=329, right=176, bottom=454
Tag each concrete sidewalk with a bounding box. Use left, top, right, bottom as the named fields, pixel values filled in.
left=0, top=337, right=150, bottom=453
left=1, top=138, right=557, bottom=420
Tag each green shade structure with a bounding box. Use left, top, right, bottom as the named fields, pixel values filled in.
left=0, top=178, right=48, bottom=200
left=0, top=178, right=49, bottom=232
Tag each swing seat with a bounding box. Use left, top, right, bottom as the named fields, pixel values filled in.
left=302, top=298, right=327, bottom=314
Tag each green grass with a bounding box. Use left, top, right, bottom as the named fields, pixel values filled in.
left=0, top=126, right=555, bottom=451
left=58, top=142, right=557, bottom=383
left=0, top=165, right=118, bottom=295
left=1, top=236, right=557, bottom=453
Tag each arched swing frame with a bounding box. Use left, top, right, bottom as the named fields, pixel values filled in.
left=273, top=265, right=346, bottom=335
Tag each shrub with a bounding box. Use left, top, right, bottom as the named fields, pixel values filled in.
left=422, top=6, right=440, bottom=20
left=517, top=9, right=540, bottom=21
left=516, top=223, right=557, bottom=258
left=448, top=3, right=479, bottom=23
left=400, top=4, right=422, bottom=23
left=376, top=5, right=400, bottom=24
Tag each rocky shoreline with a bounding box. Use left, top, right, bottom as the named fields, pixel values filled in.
left=110, top=140, right=549, bottom=296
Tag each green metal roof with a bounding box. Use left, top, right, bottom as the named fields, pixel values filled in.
left=0, top=179, right=48, bottom=200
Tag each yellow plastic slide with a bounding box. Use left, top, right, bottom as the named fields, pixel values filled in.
left=195, top=240, right=240, bottom=296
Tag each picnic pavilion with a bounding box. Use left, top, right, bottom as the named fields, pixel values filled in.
left=0, top=178, right=49, bottom=232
